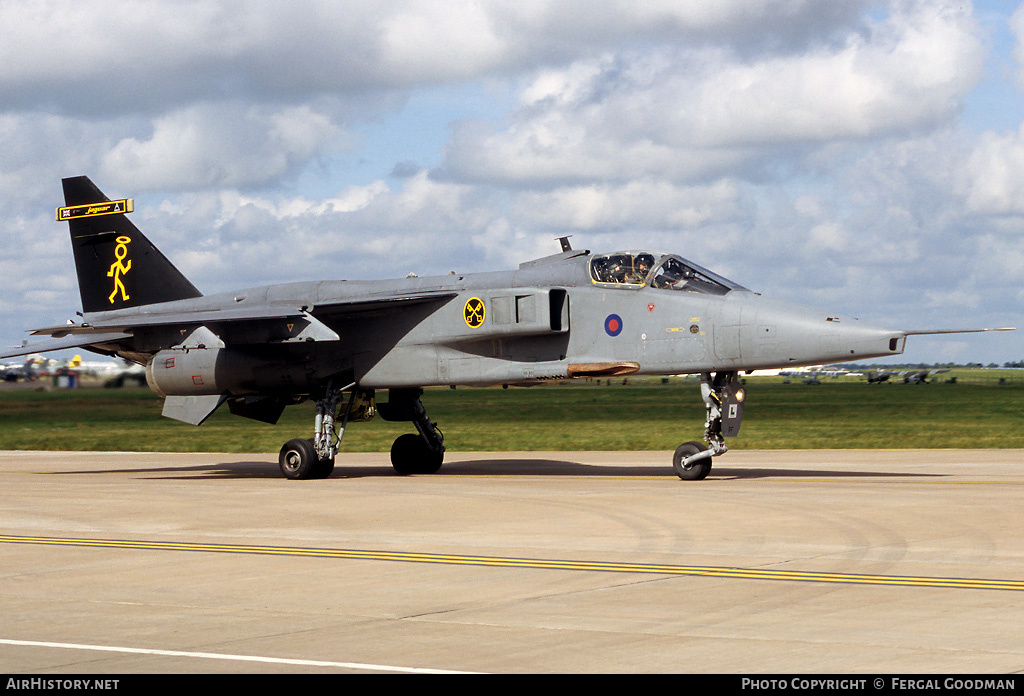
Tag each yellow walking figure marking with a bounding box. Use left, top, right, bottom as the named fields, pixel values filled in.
left=107, top=235, right=132, bottom=303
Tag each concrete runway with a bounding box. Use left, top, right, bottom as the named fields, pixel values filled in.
left=1, top=449, right=1022, bottom=674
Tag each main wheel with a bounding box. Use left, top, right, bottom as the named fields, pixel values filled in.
left=672, top=441, right=712, bottom=481
left=279, top=438, right=318, bottom=480
left=311, top=457, right=335, bottom=479
left=307, top=439, right=335, bottom=479
left=391, top=433, right=444, bottom=475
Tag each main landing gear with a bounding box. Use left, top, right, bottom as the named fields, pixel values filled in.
left=277, top=384, right=445, bottom=480
left=673, top=371, right=745, bottom=481
left=278, top=380, right=352, bottom=480
left=378, top=388, right=446, bottom=475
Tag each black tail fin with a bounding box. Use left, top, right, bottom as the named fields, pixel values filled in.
left=60, top=176, right=202, bottom=313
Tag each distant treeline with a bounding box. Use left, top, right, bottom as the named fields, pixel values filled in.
left=835, top=362, right=1024, bottom=369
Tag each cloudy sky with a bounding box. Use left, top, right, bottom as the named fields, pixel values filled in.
left=1, top=0, right=1022, bottom=365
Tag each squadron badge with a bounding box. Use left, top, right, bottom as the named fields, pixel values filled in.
left=463, top=297, right=485, bottom=328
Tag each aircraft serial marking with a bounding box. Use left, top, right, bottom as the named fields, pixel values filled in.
left=3, top=534, right=1022, bottom=592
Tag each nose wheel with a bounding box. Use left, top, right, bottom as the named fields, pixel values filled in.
left=673, top=441, right=711, bottom=480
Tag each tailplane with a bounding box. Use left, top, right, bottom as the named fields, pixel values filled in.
left=59, top=176, right=201, bottom=313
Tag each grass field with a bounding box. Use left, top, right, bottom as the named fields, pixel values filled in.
left=1, top=370, right=1021, bottom=452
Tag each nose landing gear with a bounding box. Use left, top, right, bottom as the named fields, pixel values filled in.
left=673, top=371, right=744, bottom=481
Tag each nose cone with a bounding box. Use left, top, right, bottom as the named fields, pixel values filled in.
left=737, top=294, right=904, bottom=370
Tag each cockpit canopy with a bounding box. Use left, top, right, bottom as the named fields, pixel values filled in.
left=589, top=251, right=743, bottom=295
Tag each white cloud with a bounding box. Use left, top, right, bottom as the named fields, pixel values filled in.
left=132, top=172, right=503, bottom=291
left=962, top=124, right=1024, bottom=214
left=379, top=3, right=506, bottom=81
left=511, top=180, right=740, bottom=231
left=98, top=103, right=339, bottom=190
left=0, top=0, right=871, bottom=117
left=1012, top=3, right=1024, bottom=87
left=443, top=1, right=983, bottom=185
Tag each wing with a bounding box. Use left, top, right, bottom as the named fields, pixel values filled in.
left=1, top=291, right=459, bottom=361
left=0, top=331, right=134, bottom=361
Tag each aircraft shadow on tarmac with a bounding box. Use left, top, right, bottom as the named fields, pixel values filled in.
left=423, top=460, right=945, bottom=480
left=49, top=458, right=946, bottom=480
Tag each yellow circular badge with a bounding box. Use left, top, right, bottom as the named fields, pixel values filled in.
left=463, top=297, right=485, bottom=328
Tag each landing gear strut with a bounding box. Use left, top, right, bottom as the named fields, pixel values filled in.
left=276, top=384, right=443, bottom=480
left=673, top=371, right=744, bottom=481
left=278, top=380, right=356, bottom=480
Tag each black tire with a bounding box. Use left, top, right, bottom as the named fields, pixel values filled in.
left=311, top=457, right=335, bottom=479
left=672, top=441, right=712, bottom=481
left=391, top=433, right=444, bottom=475
left=307, top=439, right=335, bottom=479
left=279, top=438, right=318, bottom=480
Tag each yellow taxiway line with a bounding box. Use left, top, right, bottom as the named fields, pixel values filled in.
left=3, top=534, right=1022, bottom=592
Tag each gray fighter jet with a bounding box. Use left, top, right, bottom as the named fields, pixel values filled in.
left=1, top=177, right=1014, bottom=480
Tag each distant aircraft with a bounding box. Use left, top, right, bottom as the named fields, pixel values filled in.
left=0, top=354, right=70, bottom=382
left=902, top=369, right=949, bottom=384
left=69, top=355, right=147, bottom=387
left=865, top=368, right=950, bottom=384
left=0, top=357, right=39, bottom=382
left=778, top=366, right=855, bottom=384
left=866, top=370, right=892, bottom=384
left=0, top=177, right=1015, bottom=480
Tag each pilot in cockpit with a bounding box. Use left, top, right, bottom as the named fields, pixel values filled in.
left=631, top=253, right=656, bottom=284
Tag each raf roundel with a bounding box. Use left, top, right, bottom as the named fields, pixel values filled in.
left=604, top=313, right=623, bottom=337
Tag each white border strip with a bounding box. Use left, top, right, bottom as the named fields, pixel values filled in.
left=0, top=639, right=479, bottom=674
